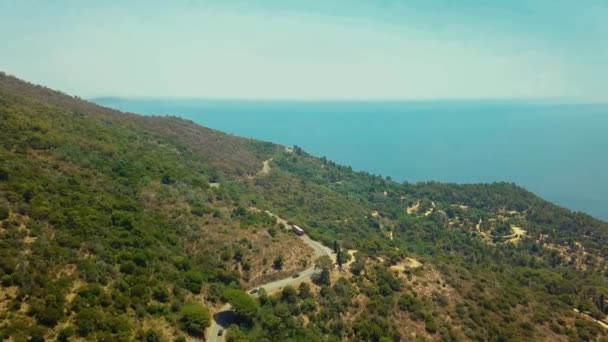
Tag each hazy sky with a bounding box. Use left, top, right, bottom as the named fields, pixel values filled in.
left=1, top=0, right=607, bottom=100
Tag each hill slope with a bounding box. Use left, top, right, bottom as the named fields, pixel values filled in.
left=1, top=72, right=607, bottom=341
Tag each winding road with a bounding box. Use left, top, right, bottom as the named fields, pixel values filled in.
left=206, top=214, right=334, bottom=341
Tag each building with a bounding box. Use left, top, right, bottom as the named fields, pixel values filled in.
left=292, top=225, right=305, bottom=236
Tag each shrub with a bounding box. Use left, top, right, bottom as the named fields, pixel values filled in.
left=184, top=270, right=204, bottom=294
left=57, top=327, right=74, bottom=342
left=144, top=329, right=163, bottom=342
left=152, top=286, right=170, bottom=302
left=273, top=255, right=283, bottom=270
left=0, top=202, right=9, bottom=220
left=425, top=314, right=438, bottom=334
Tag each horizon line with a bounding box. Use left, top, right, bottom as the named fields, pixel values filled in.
left=91, top=96, right=608, bottom=106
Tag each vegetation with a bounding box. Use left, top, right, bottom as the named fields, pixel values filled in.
left=1, top=72, right=607, bottom=341
left=180, top=302, right=211, bottom=336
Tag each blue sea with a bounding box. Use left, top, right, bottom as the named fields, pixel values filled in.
left=94, top=98, right=608, bottom=221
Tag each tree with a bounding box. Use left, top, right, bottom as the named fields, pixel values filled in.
left=179, top=302, right=210, bottom=336
left=495, top=222, right=511, bottom=236
left=314, top=256, right=333, bottom=286
left=257, top=288, right=269, bottom=305
left=29, top=295, right=64, bottom=327
left=333, top=240, right=339, bottom=254
left=282, top=285, right=298, bottom=303
left=350, top=255, right=365, bottom=276
left=273, top=255, right=284, bottom=270
left=336, top=246, right=344, bottom=269
left=317, top=268, right=331, bottom=286
left=223, top=289, right=259, bottom=321
left=298, top=283, right=312, bottom=299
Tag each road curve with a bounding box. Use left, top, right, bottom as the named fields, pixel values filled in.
left=206, top=214, right=333, bottom=342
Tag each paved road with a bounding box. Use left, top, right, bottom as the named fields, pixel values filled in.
left=206, top=213, right=333, bottom=341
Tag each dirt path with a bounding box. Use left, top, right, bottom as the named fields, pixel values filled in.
left=574, top=308, right=608, bottom=330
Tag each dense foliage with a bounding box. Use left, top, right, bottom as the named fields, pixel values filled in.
left=1, top=72, right=607, bottom=341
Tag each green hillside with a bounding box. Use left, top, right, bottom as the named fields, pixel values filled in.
left=1, top=72, right=607, bottom=341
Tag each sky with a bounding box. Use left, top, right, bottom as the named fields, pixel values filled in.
left=1, top=0, right=607, bottom=101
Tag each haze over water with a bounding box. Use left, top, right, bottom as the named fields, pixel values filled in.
left=96, top=98, right=608, bottom=221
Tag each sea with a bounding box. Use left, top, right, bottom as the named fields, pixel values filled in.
left=93, top=98, right=608, bottom=221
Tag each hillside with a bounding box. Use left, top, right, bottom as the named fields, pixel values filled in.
left=1, top=72, right=608, bottom=341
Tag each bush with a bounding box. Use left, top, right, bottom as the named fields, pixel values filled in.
left=119, top=261, right=137, bottom=274
left=75, top=308, right=98, bottom=337
left=0, top=203, right=9, bottom=220
left=0, top=168, right=9, bottom=181
left=143, top=329, right=163, bottom=342
left=184, top=270, right=205, bottom=294
left=1, top=275, right=12, bottom=286
left=57, top=327, right=74, bottom=342
left=152, top=286, right=170, bottom=302
left=273, top=255, right=283, bottom=270
left=179, top=302, right=211, bottom=336
left=425, top=314, right=438, bottom=334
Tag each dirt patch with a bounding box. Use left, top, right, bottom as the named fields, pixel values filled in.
left=23, top=235, right=37, bottom=244
left=390, top=258, right=423, bottom=272
left=0, top=286, right=18, bottom=312
left=336, top=249, right=358, bottom=277
left=259, top=158, right=272, bottom=176
left=406, top=201, right=420, bottom=214
left=423, top=202, right=436, bottom=217
left=54, top=264, right=78, bottom=280
left=65, top=279, right=86, bottom=303
left=506, top=225, right=527, bottom=244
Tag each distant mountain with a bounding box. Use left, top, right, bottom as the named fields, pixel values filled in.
left=1, top=72, right=607, bottom=341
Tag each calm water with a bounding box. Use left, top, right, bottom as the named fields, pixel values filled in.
left=94, top=98, right=608, bottom=221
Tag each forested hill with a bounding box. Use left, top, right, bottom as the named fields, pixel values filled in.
left=1, top=72, right=607, bottom=341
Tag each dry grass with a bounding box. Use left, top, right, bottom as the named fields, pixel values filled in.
left=0, top=286, right=18, bottom=312
left=390, top=258, right=423, bottom=272
left=65, top=279, right=86, bottom=304
left=141, top=316, right=192, bottom=341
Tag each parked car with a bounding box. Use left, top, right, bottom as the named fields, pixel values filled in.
left=249, top=288, right=259, bottom=294
left=292, top=273, right=300, bottom=278
left=218, top=329, right=224, bottom=336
